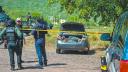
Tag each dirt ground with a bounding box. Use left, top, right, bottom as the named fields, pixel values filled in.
left=0, top=36, right=105, bottom=72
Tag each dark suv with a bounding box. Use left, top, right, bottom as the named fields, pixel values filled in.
left=56, top=22, right=90, bottom=54
left=100, top=11, right=128, bottom=72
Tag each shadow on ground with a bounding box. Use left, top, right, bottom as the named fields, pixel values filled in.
left=18, top=63, right=67, bottom=70
left=23, top=60, right=38, bottom=63
left=58, top=47, right=107, bottom=55
left=47, top=63, right=67, bottom=67
left=60, top=50, right=96, bottom=55
left=17, top=66, right=40, bottom=70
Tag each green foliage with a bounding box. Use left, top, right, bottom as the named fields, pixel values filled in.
left=0, top=0, right=127, bottom=26
left=48, top=0, right=127, bottom=26
left=31, top=12, right=41, bottom=18
left=0, top=0, right=63, bottom=22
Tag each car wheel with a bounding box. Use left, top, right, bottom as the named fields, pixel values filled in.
left=87, top=48, right=90, bottom=54
left=56, top=49, right=62, bottom=54
left=4, top=43, right=7, bottom=49
left=85, top=42, right=90, bottom=53
left=82, top=47, right=90, bottom=54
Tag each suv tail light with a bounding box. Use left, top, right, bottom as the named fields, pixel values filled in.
left=120, top=60, right=128, bottom=72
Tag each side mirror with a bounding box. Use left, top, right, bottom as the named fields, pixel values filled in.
left=100, top=33, right=111, bottom=41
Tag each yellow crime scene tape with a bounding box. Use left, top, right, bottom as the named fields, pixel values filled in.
left=20, top=28, right=107, bottom=34
left=0, top=26, right=108, bottom=34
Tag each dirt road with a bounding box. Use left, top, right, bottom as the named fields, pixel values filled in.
left=0, top=42, right=103, bottom=72
left=0, top=36, right=105, bottom=72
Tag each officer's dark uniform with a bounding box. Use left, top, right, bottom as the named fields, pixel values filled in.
left=0, top=20, right=22, bottom=71
left=16, top=24, right=24, bottom=62
left=31, top=18, right=47, bottom=68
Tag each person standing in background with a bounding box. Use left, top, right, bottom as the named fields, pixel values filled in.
left=15, top=17, right=26, bottom=63
left=31, top=17, right=48, bottom=68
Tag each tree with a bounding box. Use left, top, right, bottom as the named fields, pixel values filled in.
left=48, top=0, right=128, bottom=26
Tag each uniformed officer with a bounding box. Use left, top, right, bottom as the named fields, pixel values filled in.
left=0, top=19, right=22, bottom=71
left=15, top=18, right=25, bottom=63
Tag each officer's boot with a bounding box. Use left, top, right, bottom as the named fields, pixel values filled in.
left=10, top=65, right=15, bottom=71
left=18, top=64, right=23, bottom=70
left=44, top=61, right=47, bottom=66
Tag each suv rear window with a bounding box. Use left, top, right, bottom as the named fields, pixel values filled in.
left=60, top=22, right=85, bottom=32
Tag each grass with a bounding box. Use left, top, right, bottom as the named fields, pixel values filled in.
left=87, top=26, right=112, bottom=48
